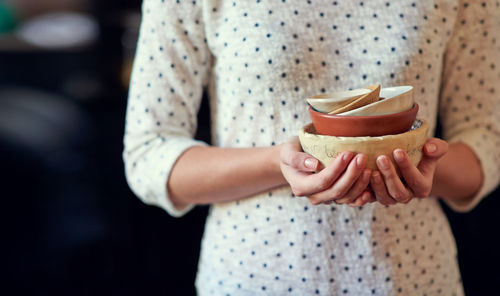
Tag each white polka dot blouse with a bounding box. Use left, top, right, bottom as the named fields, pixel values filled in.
left=123, top=0, right=500, bottom=295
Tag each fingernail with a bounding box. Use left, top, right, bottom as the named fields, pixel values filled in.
left=356, top=154, right=366, bottom=168
left=377, top=156, right=390, bottom=170
left=305, top=158, right=318, bottom=169
left=372, top=172, right=381, bottom=184
left=343, top=151, right=353, bottom=162
left=426, top=143, right=437, bottom=153
left=394, top=149, right=405, bottom=162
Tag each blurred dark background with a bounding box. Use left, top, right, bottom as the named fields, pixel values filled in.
left=0, top=0, right=498, bottom=295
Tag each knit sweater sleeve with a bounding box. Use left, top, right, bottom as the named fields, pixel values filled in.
left=123, top=0, right=211, bottom=217
left=439, top=0, right=500, bottom=212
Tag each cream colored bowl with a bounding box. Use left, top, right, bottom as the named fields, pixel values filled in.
left=306, top=88, right=371, bottom=113
left=338, top=86, right=414, bottom=116
left=329, top=84, right=381, bottom=114
left=298, top=120, right=429, bottom=172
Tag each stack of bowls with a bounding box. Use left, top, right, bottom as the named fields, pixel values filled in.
left=300, top=85, right=428, bottom=171
left=306, top=85, right=417, bottom=137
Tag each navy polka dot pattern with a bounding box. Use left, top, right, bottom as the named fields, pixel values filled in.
left=123, top=0, right=500, bottom=295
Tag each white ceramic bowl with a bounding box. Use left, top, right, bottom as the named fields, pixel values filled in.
left=337, top=86, right=414, bottom=116
left=328, top=84, right=380, bottom=114
left=306, top=88, right=371, bottom=113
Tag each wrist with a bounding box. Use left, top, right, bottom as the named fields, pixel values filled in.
left=269, top=144, right=288, bottom=185
left=431, top=142, right=483, bottom=201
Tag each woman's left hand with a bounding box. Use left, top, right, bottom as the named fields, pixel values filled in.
left=349, top=138, right=449, bottom=206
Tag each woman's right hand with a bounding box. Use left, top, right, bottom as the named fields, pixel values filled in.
left=279, top=137, right=374, bottom=205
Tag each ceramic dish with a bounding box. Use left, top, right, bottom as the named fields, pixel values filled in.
left=305, top=88, right=371, bottom=113
left=308, top=103, right=419, bottom=137
left=338, top=86, right=414, bottom=116
left=298, top=120, right=429, bottom=173
left=328, top=84, right=381, bottom=114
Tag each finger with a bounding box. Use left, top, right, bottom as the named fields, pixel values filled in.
left=280, top=138, right=319, bottom=172
left=363, top=188, right=377, bottom=204
left=423, top=138, right=449, bottom=158
left=334, top=169, right=371, bottom=205
left=376, top=155, right=412, bottom=203
left=370, top=171, right=397, bottom=205
left=363, top=192, right=377, bottom=203
left=308, top=154, right=367, bottom=204
left=291, top=151, right=354, bottom=197
left=393, top=149, right=428, bottom=194
left=360, top=188, right=377, bottom=204
left=399, top=195, right=413, bottom=204
left=418, top=138, right=449, bottom=176
left=347, top=189, right=373, bottom=207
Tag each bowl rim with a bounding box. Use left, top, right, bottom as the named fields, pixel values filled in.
left=379, top=85, right=413, bottom=97
left=337, top=85, right=414, bottom=116
left=301, top=119, right=428, bottom=141
left=306, top=88, right=371, bottom=103
left=309, top=103, right=419, bottom=119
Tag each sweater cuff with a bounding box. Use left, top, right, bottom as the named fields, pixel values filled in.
left=157, top=138, right=208, bottom=217
left=125, top=136, right=208, bottom=218
left=443, top=127, right=500, bottom=212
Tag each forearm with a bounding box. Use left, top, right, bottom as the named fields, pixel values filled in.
left=431, top=142, right=483, bottom=201
left=168, top=145, right=287, bottom=209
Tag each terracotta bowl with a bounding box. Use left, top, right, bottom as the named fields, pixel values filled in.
left=309, top=104, right=419, bottom=137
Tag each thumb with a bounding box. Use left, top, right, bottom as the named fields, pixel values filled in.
left=418, top=138, right=448, bottom=176
left=280, top=137, right=319, bottom=172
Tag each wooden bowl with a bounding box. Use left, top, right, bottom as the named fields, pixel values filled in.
left=309, top=104, right=419, bottom=137
left=298, top=120, right=429, bottom=172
